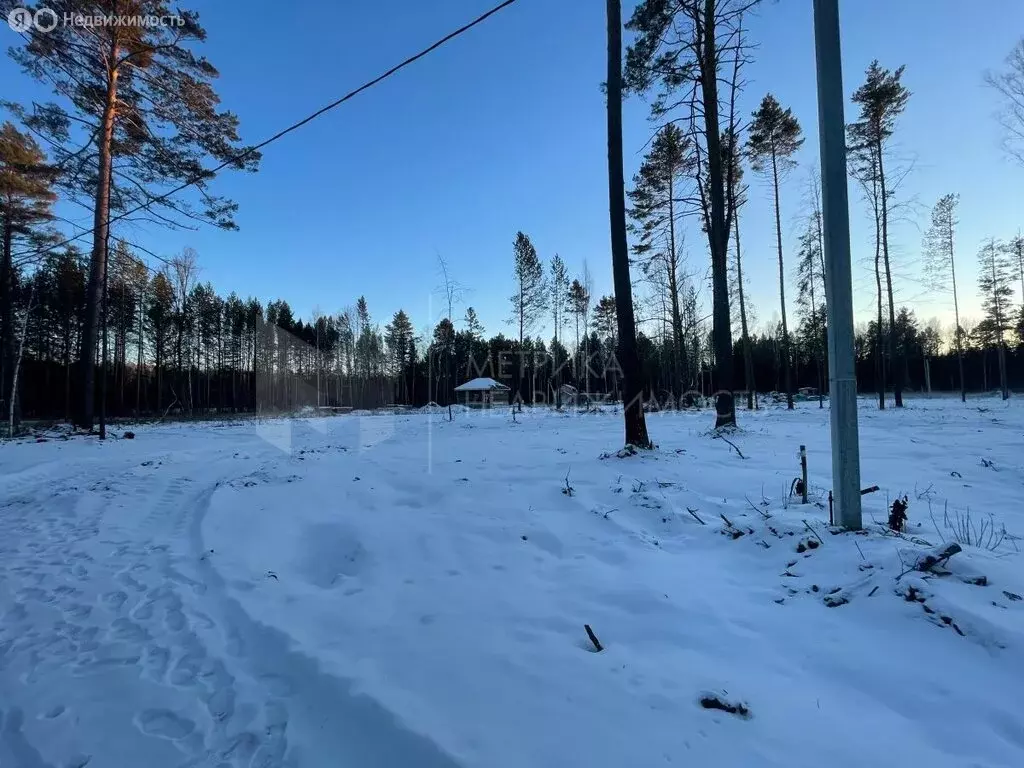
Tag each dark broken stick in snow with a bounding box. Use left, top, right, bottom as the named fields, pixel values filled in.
left=686, top=507, right=706, bottom=525
left=897, top=543, right=963, bottom=580
left=716, top=434, right=747, bottom=459
left=584, top=624, right=603, bottom=652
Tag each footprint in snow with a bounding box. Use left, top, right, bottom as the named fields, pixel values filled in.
left=135, top=708, right=196, bottom=740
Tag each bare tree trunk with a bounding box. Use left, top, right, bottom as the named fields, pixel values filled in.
left=77, top=49, right=119, bottom=430
left=607, top=0, right=651, bottom=448
left=518, top=287, right=524, bottom=413
left=100, top=238, right=109, bottom=440
left=733, top=194, right=755, bottom=410
left=869, top=171, right=886, bottom=410
left=667, top=176, right=686, bottom=405
left=990, top=245, right=1010, bottom=400
left=135, top=296, right=143, bottom=415
left=699, top=0, right=736, bottom=428
left=877, top=138, right=902, bottom=407
left=949, top=224, right=966, bottom=403
left=770, top=148, right=793, bottom=410
left=9, top=283, right=34, bottom=438
left=1, top=223, right=13, bottom=423
left=874, top=250, right=885, bottom=409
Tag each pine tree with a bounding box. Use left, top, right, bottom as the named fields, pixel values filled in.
left=430, top=318, right=456, bottom=404
left=1, top=122, right=56, bottom=429
left=922, top=194, right=966, bottom=402
left=50, top=248, right=86, bottom=419
left=146, top=270, right=174, bottom=412
left=509, top=231, right=546, bottom=409
left=3, top=0, right=260, bottom=429
left=977, top=239, right=1014, bottom=400
left=848, top=61, right=911, bottom=407
left=549, top=254, right=569, bottom=407
left=795, top=214, right=825, bottom=407
left=625, top=0, right=751, bottom=429
left=628, top=123, right=695, bottom=404
left=464, top=307, right=484, bottom=340
left=747, top=94, right=803, bottom=410
left=1008, top=234, right=1024, bottom=315
left=607, top=0, right=651, bottom=444
left=385, top=309, right=414, bottom=403
left=1009, top=234, right=1024, bottom=347
left=726, top=127, right=756, bottom=410
left=568, top=278, right=589, bottom=386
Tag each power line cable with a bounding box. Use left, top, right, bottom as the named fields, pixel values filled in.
left=11, top=0, right=519, bottom=261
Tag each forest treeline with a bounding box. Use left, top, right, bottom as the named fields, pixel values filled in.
left=6, top=236, right=1024, bottom=423
left=2, top=1, right=1023, bottom=432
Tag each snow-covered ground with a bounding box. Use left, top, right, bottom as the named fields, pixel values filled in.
left=1, top=397, right=1022, bottom=768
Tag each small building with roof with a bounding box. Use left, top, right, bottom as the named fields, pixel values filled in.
left=454, top=377, right=511, bottom=409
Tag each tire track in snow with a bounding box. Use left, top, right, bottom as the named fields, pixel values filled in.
left=1, top=452, right=262, bottom=766
left=191, top=483, right=466, bottom=768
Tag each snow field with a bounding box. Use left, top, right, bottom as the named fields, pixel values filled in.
left=1, top=397, right=1022, bottom=767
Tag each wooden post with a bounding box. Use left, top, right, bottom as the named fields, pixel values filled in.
left=800, top=444, right=808, bottom=504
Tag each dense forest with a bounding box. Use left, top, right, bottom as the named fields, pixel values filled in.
left=2, top=1, right=1023, bottom=433
left=5, top=236, right=1023, bottom=423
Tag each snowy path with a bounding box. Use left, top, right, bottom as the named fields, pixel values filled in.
left=0, top=423, right=461, bottom=768
left=2, top=400, right=1023, bottom=767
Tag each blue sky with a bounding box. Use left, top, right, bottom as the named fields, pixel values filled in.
left=2, top=0, right=1022, bottom=343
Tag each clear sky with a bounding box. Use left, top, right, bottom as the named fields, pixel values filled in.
left=2, top=0, right=1022, bottom=343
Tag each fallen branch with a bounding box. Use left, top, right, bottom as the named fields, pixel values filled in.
left=896, top=542, right=962, bottom=581
left=717, top=434, right=746, bottom=459
left=584, top=624, right=603, bottom=652
left=745, top=495, right=771, bottom=520
left=686, top=507, right=706, bottom=525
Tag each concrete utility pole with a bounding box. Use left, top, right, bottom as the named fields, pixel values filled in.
left=812, top=0, right=862, bottom=529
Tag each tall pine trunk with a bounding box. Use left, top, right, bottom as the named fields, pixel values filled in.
left=517, top=287, right=524, bottom=412
left=77, top=51, right=119, bottom=430
left=733, top=192, right=755, bottom=410
left=668, top=176, right=686, bottom=405
left=136, top=295, right=143, bottom=415
left=770, top=149, right=793, bottom=410
left=949, top=224, right=966, bottom=402
left=874, top=246, right=885, bottom=409
left=877, top=138, right=902, bottom=407
left=607, top=0, right=650, bottom=448
left=870, top=171, right=885, bottom=409
left=989, top=246, right=1010, bottom=400
left=700, top=0, right=736, bottom=428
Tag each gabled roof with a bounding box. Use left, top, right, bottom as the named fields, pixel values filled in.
left=454, top=377, right=511, bottom=392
